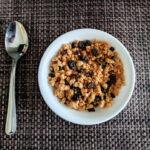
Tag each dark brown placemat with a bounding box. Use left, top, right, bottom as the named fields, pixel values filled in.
left=0, top=0, right=150, bottom=149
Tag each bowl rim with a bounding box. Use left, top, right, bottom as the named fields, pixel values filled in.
left=38, top=28, right=136, bottom=125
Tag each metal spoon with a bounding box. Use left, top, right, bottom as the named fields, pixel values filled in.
left=5, top=21, right=28, bottom=135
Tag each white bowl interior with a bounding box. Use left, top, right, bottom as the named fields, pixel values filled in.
left=38, top=29, right=135, bottom=125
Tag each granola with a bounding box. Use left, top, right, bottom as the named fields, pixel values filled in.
left=48, top=40, right=125, bottom=111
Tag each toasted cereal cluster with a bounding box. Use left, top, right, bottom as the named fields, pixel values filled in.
left=48, top=40, right=124, bottom=111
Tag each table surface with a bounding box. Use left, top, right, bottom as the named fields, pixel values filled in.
left=0, top=0, right=150, bottom=150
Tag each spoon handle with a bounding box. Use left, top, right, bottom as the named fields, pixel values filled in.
left=5, top=59, right=17, bottom=135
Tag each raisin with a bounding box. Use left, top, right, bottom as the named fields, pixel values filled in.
left=111, top=93, right=115, bottom=98
left=94, top=96, right=102, bottom=102
left=70, top=85, right=74, bottom=89
left=68, top=60, right=77, bottom=70
left=64, top=79, right=69, bottom=85
left=85, top=71, right=94, bottom=77
left=78, top=67, right=86, bottom=73
left=87, top=108, right=95, bottom=112
left=59, top=66, right=64, bottom=70
left=110, top=47, right=115, bottom=51
left=76, top=74, right=81, bottom=79
left=87, top=82, right=95, bottom=89
left=71, top=86, right=82, bottom=95
left=107, top=74, right=116, bottom=86
left=109, top=70, right=115, bottom=74
left=49, top=72, right=55, bottom=77
left=96, top=58, right=106, bottom=69
left=91, top=48, right=99, bottom=56
left=78, top=41, right=86, bottom=50
left=111, top=56, right=116, bottom=60
left=101, top=85, right=107, bottom=93
left=79, top=55, right=88, bottom=62
left=78, top=40, right=91, bottom=50
left=74, top=50, right=81, bottom=56
left=95, top=58, right=103, bottom=64
left=103, top=95, right=106, bottom=99
left=93, top=103, right=99, bottom=107
left=61, top=49, right=67, bottom=55
left=84, top=40, right=91, bottom=46
left=56, top=77, right=61, bottom=82
left=72, top=87, right=81, bottom=94
left=71, top=42, right=78, bottom=48
left=101, top=61, right=107, bottom=69
left=70, top=74, right=79, bottom=80
left=72, top=94, right=80, bottom=101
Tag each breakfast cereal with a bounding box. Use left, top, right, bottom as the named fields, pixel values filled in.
left=48, top=40, right=124, bottom=111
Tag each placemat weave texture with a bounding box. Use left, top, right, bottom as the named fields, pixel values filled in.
left=0, top=0, right=150, bottom=149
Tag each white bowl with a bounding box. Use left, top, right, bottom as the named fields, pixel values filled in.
left=38, top=29, right=135, bottom=125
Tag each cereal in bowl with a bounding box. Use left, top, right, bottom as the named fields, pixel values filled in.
left=48, top=40, right=124, bottom=111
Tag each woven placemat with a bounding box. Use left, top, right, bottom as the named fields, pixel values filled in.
left=0, top=0, right=150, bottom=149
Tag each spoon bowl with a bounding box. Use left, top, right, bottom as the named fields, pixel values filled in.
left=5, top=21, right=28, bottom=59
